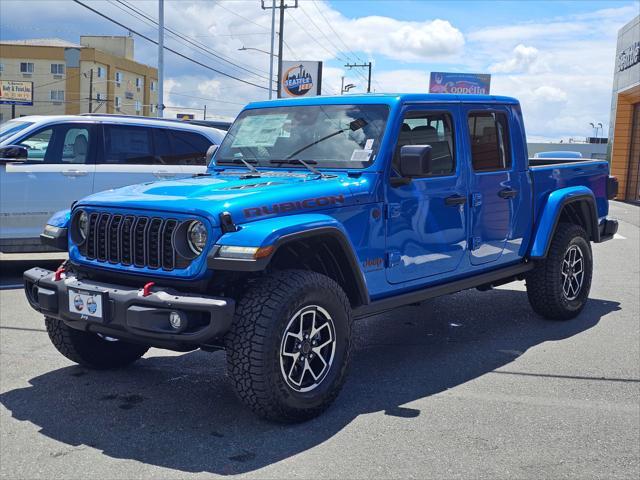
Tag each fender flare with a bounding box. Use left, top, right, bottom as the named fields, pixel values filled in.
left=529, top=186, right=599, bottom=259
left=207, top=213, right=370, bottom=306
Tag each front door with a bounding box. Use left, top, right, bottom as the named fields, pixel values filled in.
left=464, top=107, right=519, bottom=265
left=385, top=106, right=468, bottom=284
left=0, top=123, right=96, bottom=241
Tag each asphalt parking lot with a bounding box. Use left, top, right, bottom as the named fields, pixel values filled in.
left=0, top=201, right=638, bottom=479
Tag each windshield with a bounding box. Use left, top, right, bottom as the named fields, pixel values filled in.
left=214, top=104, right=389, bottom=169
left=0, top=120, right=34, bottom=143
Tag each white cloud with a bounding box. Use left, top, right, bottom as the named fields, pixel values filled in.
left=489, top=44, right=543, bottom=74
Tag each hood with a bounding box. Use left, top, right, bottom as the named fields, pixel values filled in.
left=76, top=170, right=376, bottom=226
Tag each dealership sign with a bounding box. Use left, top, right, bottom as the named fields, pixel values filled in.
left=0, top=80, right=34, bottom=105
left=617, top=41, right=640, bottom=72
left=429, top=72, right=491, bottom=95
left=279, top=61, right=322, bottom=98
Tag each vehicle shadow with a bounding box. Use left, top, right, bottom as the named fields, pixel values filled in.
left=0, top=287, right=620, bottom=475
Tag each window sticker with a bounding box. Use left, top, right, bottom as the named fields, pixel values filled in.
left=231, top=114, right=289, bottom=148
left=350, top=149, right=372, bottom=162
left=364, top=138, right=374, bottom=150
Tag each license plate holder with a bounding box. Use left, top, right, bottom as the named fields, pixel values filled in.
left=68, top=287, right=107, bottom=322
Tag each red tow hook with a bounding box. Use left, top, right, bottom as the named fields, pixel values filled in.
left=142, top=281, right=155, bottom=297
left=54, top=266, right=66, bottom=281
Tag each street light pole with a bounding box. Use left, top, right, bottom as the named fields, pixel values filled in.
left=268, top=0, right=276, bottom=99
left=157, top=0, right=164, bottom=118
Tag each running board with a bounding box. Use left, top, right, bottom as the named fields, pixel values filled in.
left=354, top=262, right=534, bottom=319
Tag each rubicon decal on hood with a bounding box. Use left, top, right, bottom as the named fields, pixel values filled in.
left=243, top=195, right=345, bottom=218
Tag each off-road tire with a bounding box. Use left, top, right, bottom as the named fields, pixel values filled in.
left=526, top=223, right=593, bottom=320
left=45, top=317, right=149, bottom=369
left=225, top=270, right=353, bottom=423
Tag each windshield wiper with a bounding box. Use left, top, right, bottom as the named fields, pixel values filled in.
left=216, top=157, right=259, bottom=174
left=269, top=158, right=327, bottom=178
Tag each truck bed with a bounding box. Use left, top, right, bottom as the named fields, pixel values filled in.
left=529, top=159, right=611, bottom=220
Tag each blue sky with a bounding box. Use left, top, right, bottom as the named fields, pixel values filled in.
left=1, top=0, right=638, bottom=140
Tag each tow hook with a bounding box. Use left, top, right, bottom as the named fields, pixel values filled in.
left=142, top=281, right=156, bottom=297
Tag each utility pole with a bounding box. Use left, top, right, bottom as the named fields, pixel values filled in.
left=340, top=76, right=344, bottom=95
left=262, top=0, right=298, bottom=98
left=88, top=68, right=93, bottom=113
left=345, top=62, right=372, bottom=93
left=157, top=0, right=165, bottom=117
left=203, top=104, right=207, bottom=120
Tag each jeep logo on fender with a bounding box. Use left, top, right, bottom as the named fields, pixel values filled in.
left=243, top=195, right=345, bottom=218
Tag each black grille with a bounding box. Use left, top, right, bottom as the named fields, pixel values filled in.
left=81, top=213, right=180, bottom=271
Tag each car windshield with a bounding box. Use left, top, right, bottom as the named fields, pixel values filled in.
left=0, top=120, right=34, bottom=143
left=214, top=104, right=389, bottom=169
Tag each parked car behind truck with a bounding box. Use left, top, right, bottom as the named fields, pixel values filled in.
left=0, top=114, right=224, bottom=253
left=24, top=94, right=618, bottom=422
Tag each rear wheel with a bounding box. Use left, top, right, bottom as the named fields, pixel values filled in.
left=526, top=223, right=593, bottom=320
left=225, top=270, right=352, bottom=423
left=45, top=317, right=149, bottom=369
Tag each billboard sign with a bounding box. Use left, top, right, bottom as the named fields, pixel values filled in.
left=176, top=113, right=195, bottom=120
left=0, top=80, right=34, bottom=105
left=279, top=61, right=322, bottom=98
left=429, top=72, right=491, bottom=95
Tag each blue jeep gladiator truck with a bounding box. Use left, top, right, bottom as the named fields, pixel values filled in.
left=24, top=94, right=618, bottom=422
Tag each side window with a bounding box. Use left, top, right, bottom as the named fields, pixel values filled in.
left=393, top=111, right=455, bottom=176
left=151, top=128, right=173, bottom=164
left=166, top=131, right=212, bottom=165
left=61, top=128, right=90, bottom=163
left=18, top=129, right=53, bottom=162
left=17, top=125, right=91, bottom=164
left=467, top=111, right=511, bottom=171
left=103, top=125, right=154, bottom=164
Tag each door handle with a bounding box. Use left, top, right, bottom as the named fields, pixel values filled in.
left=445, top=194, right=467, bottom=206
left=62, top=169, right=88, bottom=177
left=153, top=170, right=176, bottom=178
left=498, top=188, right=518, bottom=199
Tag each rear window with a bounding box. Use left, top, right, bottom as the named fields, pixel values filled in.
left=467, top=112, right=511, bottom=171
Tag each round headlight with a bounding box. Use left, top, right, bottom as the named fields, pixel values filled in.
left=78, top=210, right=89, bottom=240
left=187, top=221, right=207, bottom=255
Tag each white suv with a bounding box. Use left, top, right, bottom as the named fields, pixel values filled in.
left=0, top=114, right=225, bottom=253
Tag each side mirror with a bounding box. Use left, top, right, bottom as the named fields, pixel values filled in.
left=399, top=145, right=432, bottom=177
left=0, top=145, right=28, bottom=163
left=206, top=144, right=219, bottom=166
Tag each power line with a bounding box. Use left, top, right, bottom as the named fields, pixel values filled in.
left=113, top=0, right=273, bottom=84
left=311, top=0, right=365, bottom=64
left=72, top=0, right=269, bottom=91
left=297, top=4, right=351, bottom=63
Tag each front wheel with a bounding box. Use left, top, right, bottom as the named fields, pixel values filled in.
left=526, top=223, right=593, bottom=320
left=225, top=270, right=353, bottom=423
left=45, top=317, right=149, bottom=369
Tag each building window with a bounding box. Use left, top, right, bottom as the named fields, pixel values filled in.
left=135, top=100, right=141, bottom=113
left=50, top=90, right=65, bottom=102
left=0, top=63, right=4, bottom=73
left=96, top=66, right=104, bottom=78
left=135, top=77, right=143, bottom=88
left=95, top=92, right=103, bottom=101
left=51, top=64, right=65, bottom=75
left=20, top=62, right=34, bottom=73
left=150, top=80, right=156, bottom=92
left=115, top=71, right=123, bottom=86
left=115, top=96, right=122, bottom=109
left=150, top=104, right=156, bottom=113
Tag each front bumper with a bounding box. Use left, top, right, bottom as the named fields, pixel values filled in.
left=24, top=267, right=235, bottom=350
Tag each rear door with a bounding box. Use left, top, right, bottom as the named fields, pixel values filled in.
left=463, top=107, right=526, bottom=266
left=0, top=123, right=96, bottom=241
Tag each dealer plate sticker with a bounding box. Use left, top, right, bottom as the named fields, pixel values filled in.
left=68, top=289, right=103, bottom=319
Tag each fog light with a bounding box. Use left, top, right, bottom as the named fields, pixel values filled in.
left=169, top=311, right=183, bottom=330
